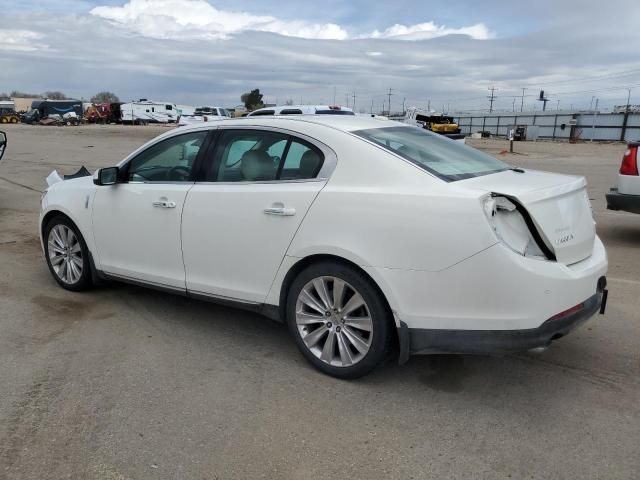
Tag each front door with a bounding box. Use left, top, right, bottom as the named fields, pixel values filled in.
left=92, top=130, right=209, bottom=289
left=182, top=128, right=329, bottom=302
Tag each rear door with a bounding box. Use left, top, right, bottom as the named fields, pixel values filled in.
left=182, top=127, right=333, bottom=303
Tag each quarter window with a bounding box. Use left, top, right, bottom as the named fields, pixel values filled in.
left=127, top=131, right=208, bottom=182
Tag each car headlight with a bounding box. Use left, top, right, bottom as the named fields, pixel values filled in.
left=482, top=194, right=547, bottom=259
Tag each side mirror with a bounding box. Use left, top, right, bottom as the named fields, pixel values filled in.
left=93, top=166, right=119, bottom=186
left=0, top=131, right=6, bottom=162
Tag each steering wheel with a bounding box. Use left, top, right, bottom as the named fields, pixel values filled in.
left=167, top=165, right=191, bottom=181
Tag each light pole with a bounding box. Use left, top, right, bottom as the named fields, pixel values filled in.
left=591, top=98, right=599, bottom=142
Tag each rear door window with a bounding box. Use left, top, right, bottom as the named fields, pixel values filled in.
left=203, top=130, right=324, bottom=182
left=280, top=140, right=323, bottom=180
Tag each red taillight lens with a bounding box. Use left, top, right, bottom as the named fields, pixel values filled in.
left=204, top=116, right=208, bottom=122
left=549, top=302, right=584, bottom=322
left=620, top=145, right=638, bottom=176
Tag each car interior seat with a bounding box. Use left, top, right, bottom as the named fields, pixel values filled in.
left=299, top=149, right=322, bottom=178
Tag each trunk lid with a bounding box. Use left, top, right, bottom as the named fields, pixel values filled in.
left=460, top=169, right=596, bottom=265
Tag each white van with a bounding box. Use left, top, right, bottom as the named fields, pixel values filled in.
left=247, top=105, right=354, bottom=116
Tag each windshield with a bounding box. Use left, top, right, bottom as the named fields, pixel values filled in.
left=353, top=126, right=508, bottom=181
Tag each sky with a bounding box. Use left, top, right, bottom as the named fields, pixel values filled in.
left=1, top=0, right=640, bottom=112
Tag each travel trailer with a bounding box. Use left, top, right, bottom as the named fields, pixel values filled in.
left=119, top=100, right=178, bottom=124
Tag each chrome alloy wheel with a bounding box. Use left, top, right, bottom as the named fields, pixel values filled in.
left=47, top=224, right=83, bottom=284
left=295, top=276, right=373, bottom=367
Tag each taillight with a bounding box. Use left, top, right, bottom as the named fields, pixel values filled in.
left=204, top=116, right=208, bottom=122
left=620, top=145, right=638, bottom=176
left=549, top=302, right=584, bottom=322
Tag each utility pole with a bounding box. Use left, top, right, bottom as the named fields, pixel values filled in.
left=556, top=99, right=560, bottom=110
left=591, top=98, right=599, bottom=142
left=520, top=88, right=526, bottom=112
left=402, top=97, right=406, bottom=114
left=512, top=98, right=516, bottom=112
left=488, top=86, right=497, bottom=113
left=427, top=99, right=431, bottom=112
left=626, top=88, right=632, bottom=113
left=387, top=88, right=393, bottom=115
left=333, top=86, right=336, bottom=105
left=352, top=91, right=357, bottom=111
left=589, top=96, right=595, bottom=110
left=370, top=98, right=374, bottom=114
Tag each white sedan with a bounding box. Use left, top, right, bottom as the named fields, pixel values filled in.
left=40, top=116, right=608, bottom=378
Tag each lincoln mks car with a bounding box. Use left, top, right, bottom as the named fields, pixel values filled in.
left=40, top=116, right=608, bottom=378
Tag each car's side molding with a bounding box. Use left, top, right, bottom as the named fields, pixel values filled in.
left=97, top=270, right=284, bottom=322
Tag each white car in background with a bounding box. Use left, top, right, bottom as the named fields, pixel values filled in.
left=606, top=142, right=640, bottom=214
left=0, top=131, right=6, bottom=161
left=40, top=116, right=607, bottom=378
left=247, top=105, right=354, bottom=116
left=177, top=107, right=231, bottom=126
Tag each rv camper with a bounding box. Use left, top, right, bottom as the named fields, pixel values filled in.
left=120, top=100, right=178, bottom=124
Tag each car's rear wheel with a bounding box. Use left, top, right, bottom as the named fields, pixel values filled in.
left=44, top=216, right=92, bottom=291
left=286, top=261, right=390, bottom=379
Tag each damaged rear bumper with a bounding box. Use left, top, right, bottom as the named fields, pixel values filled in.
left=398, top=279, right=606, bottom=360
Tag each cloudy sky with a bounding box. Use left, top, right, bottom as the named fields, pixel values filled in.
left=1, top=0, right=640, bottom=112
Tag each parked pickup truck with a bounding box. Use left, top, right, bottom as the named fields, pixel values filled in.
left=177, top=107, right=231, bottom=126
left=606, top=142, right=640, bottom=214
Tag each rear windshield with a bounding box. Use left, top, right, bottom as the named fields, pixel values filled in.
left=353, top=126, right=508, bottom=181
left=315, top=109, right=355, bottom=115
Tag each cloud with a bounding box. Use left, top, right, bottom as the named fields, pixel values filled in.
left=90, top=0, right=348, bottom=40
left=0, top=29, right=48, bottom=51
left=3, top=0, right=640, bottom=113
left=367, top=22, right=493, bottom=40
left=89, top=0, right=489, bottom=41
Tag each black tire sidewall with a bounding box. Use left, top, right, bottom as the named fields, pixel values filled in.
left=43, top=216, right=92, bottom=291
left=286, top=261, right=391, bottom=379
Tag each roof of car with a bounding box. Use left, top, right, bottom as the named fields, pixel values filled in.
left=176, top=114, right=400, bottom=134
left=248, top=105, right=355, bottom=115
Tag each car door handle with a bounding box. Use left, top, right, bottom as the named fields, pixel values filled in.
left=264, top=204, right=296, bottom=216
left=152, top=200, right=176, bottom=208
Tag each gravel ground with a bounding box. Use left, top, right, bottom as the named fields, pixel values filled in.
left=0, top=124, right=638, bottom=480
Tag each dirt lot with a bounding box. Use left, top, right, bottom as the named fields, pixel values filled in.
left=0, top=124, right=638, bottom=479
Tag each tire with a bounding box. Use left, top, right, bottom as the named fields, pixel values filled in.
left=286, top=261, right=391, bottom=379
left=43, top=215, right=93, bottom=291
left=0, top=117, right=7, bottom=124
left=10, top=117, right=18, bottom=124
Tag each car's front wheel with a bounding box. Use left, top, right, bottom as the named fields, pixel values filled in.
left=44, top=216, right=92, bottom=291
left=286, top=261, right=391, bottom=379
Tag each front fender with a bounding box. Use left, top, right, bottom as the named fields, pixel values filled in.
left=40, top=178, right=97, bottom=256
